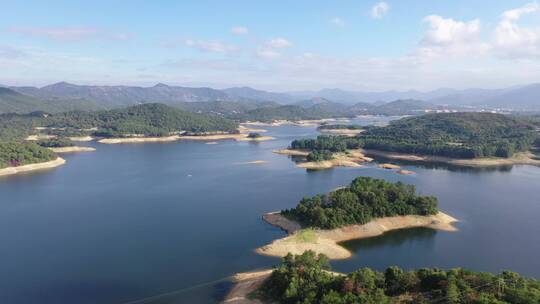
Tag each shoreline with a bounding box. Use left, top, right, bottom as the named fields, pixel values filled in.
left=0, top=157, right=66, bottom=177
left=98, top=133, right=275, bottom=144
left=318, top=128, right=364, bottom=136
left=223, top=270, right=273, bottom=304
left=361, top=149, right=540, bottom=168
left=256, top=211, right=458, bottom=260
left=49, top=146, right=96, bottom=153
left=243, top=118, right=351, bottom=128
left=272, top=149, right=373, bottom=170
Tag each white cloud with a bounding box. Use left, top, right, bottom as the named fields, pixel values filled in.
left=184, top=39, right=237, bottom=53
left=501, top=2, right=539, bottom=21
left=256, top=49, right=281, bottom=59
left=494, top=2, right=540, bottom=58
left=371, top=2, right=390, bottom=19
left=419, top=15, right=489, bottom=58
left=330, top=17, right=345, bottom=27
left=264, top=38, right=292, bottom=49
left=231, top=26, right=249, bottom=35
left=8, top=27, right=129, bottom=42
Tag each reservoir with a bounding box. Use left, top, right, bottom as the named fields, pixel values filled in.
left=0, top=117, right=539, bottom=303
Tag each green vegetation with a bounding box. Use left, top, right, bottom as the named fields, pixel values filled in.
left=282, top=177, right=438, bottom=229
left=0, top=103, right=239, bottom=141
left=292, top=113, right=538, bottom=159
left=36, top=138, right=74, bottom=148
left=318, top=124, right=363, bottom=130
left=306, top=150, right=333, bottom=162
left=232, top=105, right=352, bottom=122
left=0, top=142, right=56, bottom=169
left=260, top=251, right=540, bottom=304
left=248, top=132, right=262, bottom=138
left=47, top=103, right=238, bottom=137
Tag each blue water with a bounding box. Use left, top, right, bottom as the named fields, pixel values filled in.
left=0, top=117, right=539, bottom=304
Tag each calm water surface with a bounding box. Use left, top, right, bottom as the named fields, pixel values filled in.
left=0, top=117, right=539, bottom=304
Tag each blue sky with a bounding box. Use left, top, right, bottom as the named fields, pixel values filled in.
left=1, top=0, right=540, bottom=91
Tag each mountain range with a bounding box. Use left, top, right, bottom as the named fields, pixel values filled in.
left=1, top=81, right=540, bottom=114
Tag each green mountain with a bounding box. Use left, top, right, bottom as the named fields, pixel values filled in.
left=44, top=103, right=239, bottom=137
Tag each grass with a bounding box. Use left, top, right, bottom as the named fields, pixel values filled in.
left=290, top=229, right=318, bottom=243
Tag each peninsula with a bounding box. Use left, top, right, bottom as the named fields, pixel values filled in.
left=286, top=112, right=540, bottom=168
left=225, top=251, right=540, bottom=304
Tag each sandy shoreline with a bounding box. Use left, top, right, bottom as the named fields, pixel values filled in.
left=273, top=149, right=372, bottom=170
left=98, top=133, right=275, bottom=144
left=243, top=118, right=349, bottom=128
left=68, top=136, right=95, bottom=142
left=318, top=128, right=364, bottom=136
left=0, top=157, right=66, bottom=177
left=49, top=146, right=96, bottom=153
left=256, top=212, right=458, bottom=260
left=361, top=149, right=540, bottom=167
left=223, top=270, right=273, bottom=304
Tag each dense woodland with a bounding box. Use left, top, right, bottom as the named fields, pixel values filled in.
left=282, top=177, right=438, bottom=229
left=0, top=103, right=239, bottom=168
left=0, top=141, right=56, bottom=169
left=292, top=113, right=538, bottom=159
left=260, top=251, right=540, bottom=304
left=0, top=103, right=239, bottom=141
left=46, top=103, right=239, bottom=137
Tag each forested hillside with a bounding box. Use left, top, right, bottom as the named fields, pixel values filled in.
left=260, top=251, right=540, bottom=304
left=291, top=113, right=538, bottom=159
left=45, top=103, right=239, bottom=137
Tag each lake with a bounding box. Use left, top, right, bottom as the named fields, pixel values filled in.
left=0, top=117, right=539, bottom=304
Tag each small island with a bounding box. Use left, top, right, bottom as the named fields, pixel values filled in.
left=256, top=177, right=457, bottom=259
left=226, top=251, right=540, bottom=304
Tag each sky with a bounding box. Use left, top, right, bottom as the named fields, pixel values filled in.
left=1, top=0, right=540, bottom=91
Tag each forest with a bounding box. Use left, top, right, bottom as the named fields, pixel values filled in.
left=0, top=103, right=239, bottom=141
left=292, top=113, right=538, bottom=159
left=281, top=177, right=438, bottom=229
left=260, top=251, right=540, bottom=304
left=0, top=141, right=56, bottom=169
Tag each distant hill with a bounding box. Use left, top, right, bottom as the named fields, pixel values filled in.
left=374, top=99, right=437, bottom=115
left=176, top=100, right=279, bottom=116
left=0, top=87, right=101, bottom=114
left=46, top=103, right=239, bottom=137
left=479, top=83, right=540, bottom=110
left=6, top=81, right=540, bottom=114
left=223, top=87, right=295, bottom=103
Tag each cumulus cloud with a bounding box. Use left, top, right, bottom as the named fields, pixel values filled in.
left=419, top=15, right=489, bottom=58
left=184, top=39, right=237, bottom=53
left=231, top=26, right=249, bottom=35
left=330, top=17, right=345, bottom=27
left=8, top=27, right=129, bottom=42
left=494, top=2, right=540, bottom=58
left=371, top=2, right=390, bottom=19
left=264, top=38, right=292, bottom=49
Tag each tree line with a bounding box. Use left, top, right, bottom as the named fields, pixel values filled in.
left=281, top=177, right=438, bottom=229
left=260, top=251, right=540, bottom=304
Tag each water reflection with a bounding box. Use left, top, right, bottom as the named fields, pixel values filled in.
left=340, top=227, right=438, bottom=253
